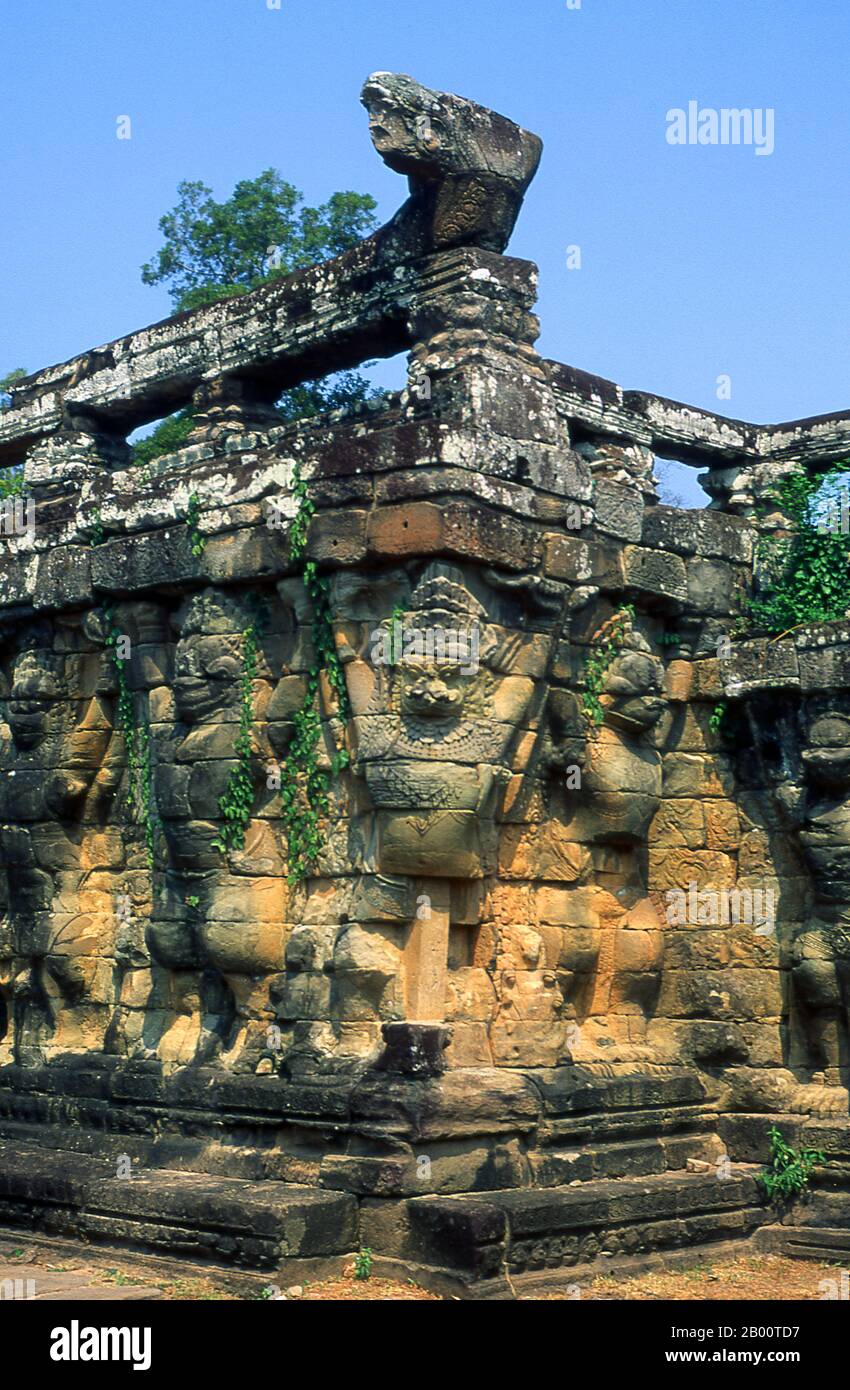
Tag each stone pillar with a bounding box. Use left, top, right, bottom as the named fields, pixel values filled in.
left=403, top=879, right=451, bottom=1022
left=189, top=375, right=282, bottom=445
left=700, top=457, right=799, bottom=521
left=378, top=1021, right=452, bottom=1076
left=404, top=249, right=562, bottom=447
left=24, top=408, right=130, bottom=494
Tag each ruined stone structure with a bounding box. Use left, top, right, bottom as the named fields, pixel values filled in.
left=0, top=73, right=849, bottom=1294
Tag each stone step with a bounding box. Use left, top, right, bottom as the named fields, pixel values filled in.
left=0, top=1116, right=318, bottom=1185
left=0, top=1112, right=722, bottom=1189
left=320, top=1128, right=723, bottom=1200
left=720, top=1113, right=850, bottom=1166
left=0, top=1107, right=722, bottom=1197
left=774, top=1189, right=850, bottom=1229
left=529, top=1131, right=722, bottom=1187
left=757, top=1224, right=850, bottom=1264
left=535, top=1067, right=708, bottom=1114
left=388, top=1168, right=769, bottom=1291
left=0, top=1063, right=717, bottom=1199
left=538, top=1104, right=716, bottom=1146
left=0, top=1140, right=357, bottom=1271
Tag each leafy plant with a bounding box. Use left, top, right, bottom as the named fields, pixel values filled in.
left=288, top=461, right=315, bottom=557
left=758, top=1125, right=826, bottom=1203
left=213, top=622, right=260, bottom=854
left=580, top=605, right=635, bottom=733
left=747, top=463, right=850, bottom=635
left=129, top=371, right=383, bottom=468
left=275, top=369, right=381, bottom=424
left=353, top=1248, right=373, bottom=1281
left=210, top=465, right=351, bottom=878
left=131, top=174, right=382, bottom=467
left=186, top=493, right=206, bottom=556
left=136, top=718, right=157, bottom=868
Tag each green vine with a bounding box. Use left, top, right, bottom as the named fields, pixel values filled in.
left=211, top=463, right=351, bottom=880
left=388, top=602, right=405, bottom=665
left=580, top=604, right=635, bottom=733
left=288, top=463, right=314, bottom=558
left=748, top=463, right=850, bottom=635
left=277, top=463, right=351, bottom=884
left=186, top=493, right=205, bottom=557
left=213, top=621, right=259, bottom=854
left=709, top=701, right=728, bottom=735
left=758, top=1125, right=825, bottom=1204
left=103, top=606, right=158, bottom=867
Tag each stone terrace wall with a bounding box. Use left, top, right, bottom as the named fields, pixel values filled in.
left=0, top=72, right=848, bottom=1125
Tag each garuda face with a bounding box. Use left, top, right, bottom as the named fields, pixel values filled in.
left=354, top=564, right=536, bottom=878
left=6, top=650, right=62, bottom=750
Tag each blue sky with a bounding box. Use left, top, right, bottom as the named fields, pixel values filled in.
left=2, top=0, right=848, bottom=505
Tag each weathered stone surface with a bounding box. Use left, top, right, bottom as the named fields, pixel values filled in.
left=592, top=479, right=644, bottom=542
left=2, top=66, right=850, bottom=1288
left=624, top=546, right=688, bottom=604
left=642, top=505, right=754, bottom=563
left=543, top=535, right=624, bottom=587
left=361, top=71, right=542, bottom=256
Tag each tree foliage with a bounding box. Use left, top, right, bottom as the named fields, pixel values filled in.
left=0, top=370, right=27, bottom=496
left=747, top=464, right=850, bottom=634
left=0, top=367, right=27, bottom=409
left=141, top=171, right=377, bottom=313
left=135, top=172, right=382, bottom=464
left=132, top=411, right=195, bottom=469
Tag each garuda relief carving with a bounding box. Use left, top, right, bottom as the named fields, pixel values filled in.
left=0, top=560, right=680, bottom=1083
left=0, top=618, right=123, bottom=1064
left=268, top=566, right=667, bottom=1073
left=139, top=587, right=290, bottom=1070
left=742, top=692, right=850, bottom=1114
left=550, top=620, right=668, bottom=1069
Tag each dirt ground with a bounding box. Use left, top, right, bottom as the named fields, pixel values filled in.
left=545, top=1254, right=846, bottom=1301
left=1, top=1239, right=845, bottom=1301
left=0, top=1239, right=440, bottom=1301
